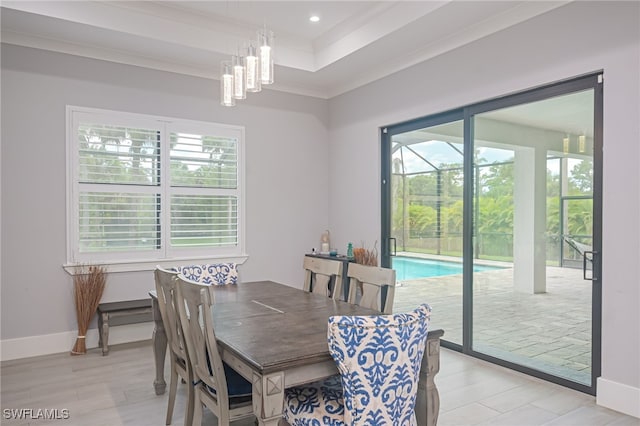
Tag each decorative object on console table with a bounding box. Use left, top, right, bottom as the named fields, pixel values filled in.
left=320, top=229, right=331, bottom=254
left=71, top=265, right=106, bottom=355
left=353, top=240, right=378, bottom=266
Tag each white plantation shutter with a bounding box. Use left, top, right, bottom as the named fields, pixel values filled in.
left=76, top=121, right=161, bottom=254
left=78, top=124, right=160, bottom=185
left=68, top=107, right=244, bottom=265
left=166, top=124, right=240, bottom=253
left=170, top=195, right=238, bottom=247
left=78, top=192, right=160, bottom=252
left=169, top=132, right=238, bottom=188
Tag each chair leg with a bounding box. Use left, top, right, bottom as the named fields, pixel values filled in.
left=184, top=375, right=195, bottom=426
left=165, top=361, right=178, bottom=425
left=192, top=391, right=204, bottom=426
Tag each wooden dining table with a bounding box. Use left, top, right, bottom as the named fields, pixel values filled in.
left=150, top=280, right=444, bottom=426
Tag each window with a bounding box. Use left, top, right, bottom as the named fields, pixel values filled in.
left=66, top=107, right=245, bottom=271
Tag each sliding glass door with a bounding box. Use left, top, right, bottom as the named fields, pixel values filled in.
left=381, top=74, right=602, bottom=393
left=386, top=116, right=464, bottom=346
left=470, top=88, right=598, bottom=388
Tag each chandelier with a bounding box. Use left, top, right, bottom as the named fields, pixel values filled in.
left=221, top=26, right=274, bottom=107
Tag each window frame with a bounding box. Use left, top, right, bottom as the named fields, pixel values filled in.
left=65, top=106, right=247, bottom=274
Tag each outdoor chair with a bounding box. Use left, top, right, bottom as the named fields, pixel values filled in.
left=563, top=236, right=593, bottom=259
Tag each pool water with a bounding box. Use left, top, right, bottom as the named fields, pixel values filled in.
left=393, top=257, right=503, bottom=280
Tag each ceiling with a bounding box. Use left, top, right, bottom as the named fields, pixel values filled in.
left=1, top=1, right=570, bottom=99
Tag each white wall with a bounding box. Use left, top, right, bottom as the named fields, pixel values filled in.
left=328, top=1, right=639, bottom=417
left=0, top=45, right=330, bottom=355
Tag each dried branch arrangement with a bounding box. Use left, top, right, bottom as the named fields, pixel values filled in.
left=71, top=265, right=106, bottom=355
left=353, top=241, right=378, bottom=266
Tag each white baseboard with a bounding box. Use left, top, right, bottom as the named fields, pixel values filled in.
left=597, top=377, right=640, bottom=418
left=0, top=323, right=154, bottom=361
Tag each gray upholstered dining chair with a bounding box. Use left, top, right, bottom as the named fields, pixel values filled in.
left=346, top=263, right=397, bottom=314
left=282, top=304, right=431, bottom=426
left=303, top=256, right=343, bottom=299
left=154, top=266, right=194, bottom=426
left=174, top=275, right=254, bottom=426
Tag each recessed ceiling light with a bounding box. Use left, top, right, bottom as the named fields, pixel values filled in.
left=309, top=15, right=320, bottom=23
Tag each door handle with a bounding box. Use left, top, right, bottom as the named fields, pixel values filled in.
left=583, top=250, right=599, bottom=281
left=389, top=237, right=397, bottom=256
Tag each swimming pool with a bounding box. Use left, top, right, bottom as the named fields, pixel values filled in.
left=393, top=256, right=503, bottom=280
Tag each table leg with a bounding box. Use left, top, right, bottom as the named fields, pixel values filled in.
left=151, top=296, right=167, bottom=395
left=416, top=331, right=442, bottom=426
left=253, top=371, right=285, bottom=426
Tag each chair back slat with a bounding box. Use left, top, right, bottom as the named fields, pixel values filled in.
left=175, top=276, right=229, bottom=408
left=312, top=274, right=332, bottom=296
left=303, top=256, right=343, bottom=299
left=358, top=282, right=382, bottom=312
left=328, top=304, right=431, bottom=426
left=347, top=263, right=396, bottom=313
left=154, top=267, right=187, bottom=359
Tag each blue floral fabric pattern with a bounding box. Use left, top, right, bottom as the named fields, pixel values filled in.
left=174, top=263, right=238, bottom=285
left=284, top=376, right=344, bottom=426
left=283, top=304, right=431, bottom=426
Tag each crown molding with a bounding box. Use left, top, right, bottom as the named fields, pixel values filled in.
left=1, top=34, right=331, bottom=100
left=1, top=0, right=571, bottom=100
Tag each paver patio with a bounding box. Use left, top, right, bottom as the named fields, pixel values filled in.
left=392, top=257, right=592, bottom=385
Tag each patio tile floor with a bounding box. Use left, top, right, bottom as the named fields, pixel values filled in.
left=393, top=263, right=592, bottom=385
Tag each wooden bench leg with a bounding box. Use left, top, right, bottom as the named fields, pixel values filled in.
left=100, top=312, right=110, bottom=356
left=98, top=313, right=103, bottom=351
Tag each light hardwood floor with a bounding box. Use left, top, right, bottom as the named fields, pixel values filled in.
left=1, top=341, right=637, bottom=426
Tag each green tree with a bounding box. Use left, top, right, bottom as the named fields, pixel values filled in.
left=444, top=200, right=463, bottom=235
left=407, top=205, right=437, bottom=237
left=479, top=162, right=514, bottom=197
left=567, top=199, right=593, bottom=236
left=569, top=160, right=593, bottom=194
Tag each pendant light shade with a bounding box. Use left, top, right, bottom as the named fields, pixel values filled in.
left=220, top=26, right=274, bottom=106
left=245, top=44, right=261, bottom=93
left=258, top=28, right=274, bottom=85
left=232, top=54, right=246, bottom=99
left=220, top=61, right=235, bottom=107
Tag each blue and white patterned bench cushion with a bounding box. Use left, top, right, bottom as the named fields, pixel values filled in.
left=173, top=263, right=238, bottom=285
left=283, top=304, right=431, bottom=426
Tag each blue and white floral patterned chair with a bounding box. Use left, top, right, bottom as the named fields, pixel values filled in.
left=283, top=304, right=431, bottom=426
left=174, top=263, right=239, bottom=286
